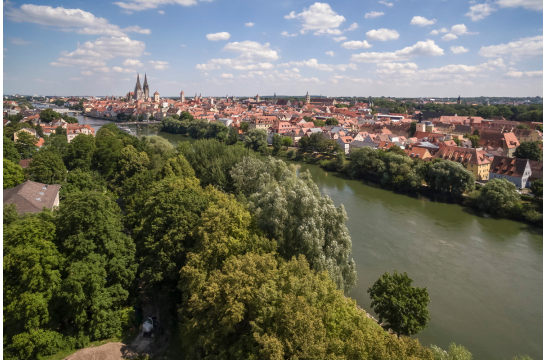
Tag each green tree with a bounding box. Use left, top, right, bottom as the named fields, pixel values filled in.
left=158, top=154, right=195, bottom=180
left=3, top=204, right=20, bottom=226
left=468, top=135, right=480, bottom=148
left=368, top=271, right=430, bottom=337
left=472, top=129, right=480, bottom=136
left=427, top=161, right=475, bottom=199
left=453, top=138, right=462, bottom=146
left=226, top=126, right=239, bottom=145
left=3, top=215, right=64, bottom=360
left=230, top=156, right=357, bottom=293
left=476, top=106, right=496, bottom=119
left=4, top=135, right=21, bottom=164
left=15, top=131, right=38, bottom=159
left=59, top=169, right=107, bottom=198
left=111, top=145, right=150, bottom=192
left=430, top=343, right=473, bottom=360
left=27, top=149, right=67, bottom=184
left=513, top=141, right=543, bottom=161
left=244, top=129, right=268, bottom=152
left=55, top=191, right=137, bottom=341
left=64, top=134, right=96, bottom=171
left=536, top=124, right=543, bottom=132
left=149, top=114, right=155, bottom=120
left=530, top=179, right=542, bottom=201
left=313, top=119, right=325, bottom=127
left=247, top=104, right=253, bottom=111
left=517, top=124, right=531, bottom=130
left=239, top=121, right=249, bottom=133
left=325, top=117, right=339, bottom=125
left=3, top=158, right=25, bottom=189
left=282, top=136, right=293, bottom=149
left=43, top=131, right=69, bottom=158
left=39, top=108, right=61, bottom=123
left=272, top=133, right=282, bottom=155
left=298, top=136, right=310, bottom=151
left=474, top=178, right=521, bottom=215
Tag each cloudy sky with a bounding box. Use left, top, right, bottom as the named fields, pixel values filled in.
left=3, top=0, right=543, bottom=97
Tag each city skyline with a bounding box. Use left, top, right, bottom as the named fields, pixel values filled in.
left=3, top=0, right=543, bottom=97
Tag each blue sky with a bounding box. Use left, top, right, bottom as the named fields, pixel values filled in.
left=3, top=0, right=543, bottom=97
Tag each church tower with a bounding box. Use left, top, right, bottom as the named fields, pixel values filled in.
left=256, top=94, right=260, bottom=102
left=143, top=73, right=150, bottom=99
left=457, top=95, right=461, bottom=105
left=180, top=90, right=185, bottom=103
left=154, top=90, right=160, bottom=102
left=305, top=91, right=310, bottom=105
left=134, top=73, right=142, bottom=100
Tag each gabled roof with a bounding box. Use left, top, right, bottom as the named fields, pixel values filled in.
left=4, top=180, right=61, bottom=214
left=489, top=156, right=528, bottom=178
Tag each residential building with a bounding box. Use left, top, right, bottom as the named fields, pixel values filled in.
left=489, top=156, right=532, bottom=188
left=433, top=146, right=491, bottom=180
left=3, top=180, right=61, bottom=214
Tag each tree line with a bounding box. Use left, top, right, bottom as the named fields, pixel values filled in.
left=3, top=125, right=535, bottom=359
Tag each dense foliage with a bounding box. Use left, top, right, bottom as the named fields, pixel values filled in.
left=513, top=141, right=543, bottom=161
left=3, top=159, right=24, bottom=189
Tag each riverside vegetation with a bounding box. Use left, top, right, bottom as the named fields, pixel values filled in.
left=3, top=122, right=535, bottom=360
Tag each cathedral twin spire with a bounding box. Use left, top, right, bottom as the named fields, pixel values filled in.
left=133, top=73, right=150, bottom=100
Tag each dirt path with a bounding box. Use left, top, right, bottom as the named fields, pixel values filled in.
left=63, top=342, right=139, bottom=360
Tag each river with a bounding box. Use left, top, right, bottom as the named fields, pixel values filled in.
left=78, top=116, right=543, bottom=359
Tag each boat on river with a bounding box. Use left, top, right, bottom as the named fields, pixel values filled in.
left=117, top=125, right=131, bottom=133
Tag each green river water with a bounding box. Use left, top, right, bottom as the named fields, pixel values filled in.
left=81, top=118, right=543, bottom=359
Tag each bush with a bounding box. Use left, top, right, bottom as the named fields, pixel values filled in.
left=286, top=149, right=296, bottom=160
left=277, top=150, right=287, bottom=157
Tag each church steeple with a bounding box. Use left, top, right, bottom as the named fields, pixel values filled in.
left=143, top=73, right=149, bottom=98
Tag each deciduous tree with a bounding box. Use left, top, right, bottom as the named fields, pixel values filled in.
left=27, top=149, right=67, bottom=184
left=513, top=141, right=543, bottom=161
left=3, top=159, right=25, bottom=189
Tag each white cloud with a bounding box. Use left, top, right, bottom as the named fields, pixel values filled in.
left=284, top=2, right=346, bottom=35
left=206, top=32, right=231, bottom=41
left=281, top=58, right=356, bottom=72
left=94, top=67, right=110, bottom=72
left=341, top=40, right=372, bottom=49
left=5, top=4, right=150, bottom=36
left=122, top=59, right=144, bottom=67
left=505, top=70, right=543, bottom=77
left=466, top=3, right=496, bottom=21
left=410, top=16, right=436, bottom=26
left=479, top=36, right=543, bottom=58
left=158, top=10, right=165, bottom=14
left=326, top=51, right=335, bottom=56
left=11, top=37, right=32, bottom=45
left=442, top=34, right=458, bottom=41
left=364, top=11, right=384, bottom=18
left=281, top=31, right=298, bottom=37
left=112, top=66, right=136, bottom=73
left=50, top=36, right=146, bottom=68
left=81, top=71, right=93, bottom=75
left=366, top=28, right=400, bottom=41
left=346, top=23, right=359, bottom=31
left=196, top=41, right=279, bottom=71
left=451, top=46, right=469, bottom=54
left=376, top=62, right=418, bottom=74
left=113, top=0, right=200, bottom=11
left=352, top=39, right=444, bottom=62
left=379, top=0, right=394, bottom=6
left=430, top=28, right=449, bottom=35
left=450, top=24, right=473, bottom=35
left=220, top=73, right=234, bottom=79
left=333, top=36, right=347, bottom=42
left=245, top=22, right=255, bottom=27
left=148, top=60, right=170, bottom=70
left=497, top=0, right=542, bottom=11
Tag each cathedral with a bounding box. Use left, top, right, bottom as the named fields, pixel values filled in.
left=127, top=73, right=149, bottom=101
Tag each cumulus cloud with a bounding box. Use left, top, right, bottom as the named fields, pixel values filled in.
left=158, top=10, right=165, bottom=14
left=376, top=62, right=418, bottom=74
left=280, top=58, right=356, bottom=72
left=479, top=35, right=543, bottom=58
left=206, top=32, right=231, bottom=41
left=113, top=0, right=202, bottom=11
left=364, top=11, right=384, bottom=18
left=196, top=41, right=279, bottom=71
left=326, top=51, right=335, bottom=56
left=442, top=34, right=458, bottom=41
left=450, top=24, right=473, bottom=35
left=410, top=16, right=436, bottom=26
left=94, top=67, right=110, bottom=72
left=430, top=28, right=448, bottom=35
left=284, top=2, right=346, bottom=35
left=148, top=60, right=170, bottom=70
left=50, top=36, right=146, bottom=68
left=11, top=37, right=32, bottom=45
left=497, top=0, right=542, bottom=10
left=466, top=2, right=496, bottom=21
left=379, top=0, right=394, bottom=6
left=112, top=66, right=136, bottom=73
left=333, top=36, right=347, bottom=42
left=220, top=73, right=234, bottom=78
left=505, top=70, right=543, bottom=77
left=281, top=31, right=298, bottom=37
left=351, top=39, right=444, bottom=62
left=122, top=59, right=144, bottom=67
left=366, top=28, right=400, bottom=41
left=5, top=4, right=150, bottom=36
left=81, top=71, right=93, bottom=75
left=245, top=22, right=255, bottom=27
left=341, top=40, right=372, bottom=49
left=451, top=46, right=469, bottom=54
